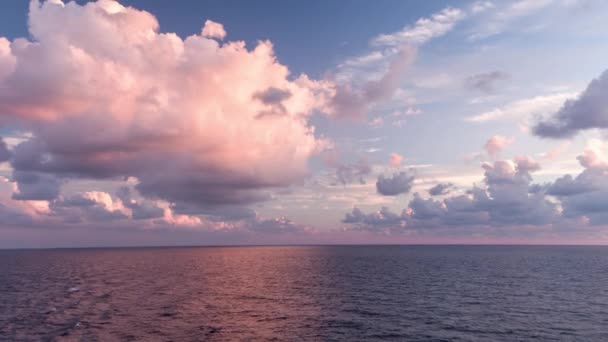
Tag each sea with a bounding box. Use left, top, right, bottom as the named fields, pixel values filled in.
left=1, top=245, right=607, bottom=341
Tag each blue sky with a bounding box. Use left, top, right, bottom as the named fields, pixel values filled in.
left=2, top=0, right=608, bottom=247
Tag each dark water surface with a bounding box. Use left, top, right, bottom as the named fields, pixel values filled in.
left=1, top=245, right=608, bottom=341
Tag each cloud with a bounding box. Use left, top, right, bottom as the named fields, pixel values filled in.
left=328, top=6, right=466, bottom=120
left=540, top=148, right=608, bottom=225
left=327, top=46, right=417, bottom=119
left=468, top=0, right=555, bottom=40
left=466, top=92, right=577, bottom=123
left=0, top=138, right=10, bottom=162
left=246, top=216, right=313, bottom=234
left=471, top=1, right=495, bottom=14
left=116, top=186, right=164, bottom=220
left=465, top=71, right=510, bottom=93
left=342, top=206, right=406, bottom=232
left=484, top=135, right=513, bottom=157
left=201, top=19, right=226, bottom=40
left=322, top=150, right=373, bottom=185
left=376, top=171, right=415, bottom=196
left=344, top=156, right=560, bottom=232
left=335, top=160, right=373, bottom=185
left=50, top=191, right=129, bottom=223
left=533, top=70, right=608, bottom=138
left=389, top=153, right=404, bottom=167
left=0, top=0, right=329, bottom=211
left=253, top=87, right=293, bottom=118
left=11, top=171, right=61, bottom=201
left=428, top=183, right=453, bottom=196
left=372, top=8, right=466, bottom=46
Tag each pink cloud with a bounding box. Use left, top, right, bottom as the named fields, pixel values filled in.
left=484, top=135, right=514, bottom=157
left=389, top=153, right=404, bottom=167
left=0, top=0, right=330, bottom=209
left=202, top=19, right=227, bottom=40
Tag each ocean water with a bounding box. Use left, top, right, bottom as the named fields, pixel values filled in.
left=1, top=246, right=608, bottom=341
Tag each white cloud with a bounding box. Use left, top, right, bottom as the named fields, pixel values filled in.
left=466, top=92, right=578, bottom=123
left=372, top=8, right=466, bottom=47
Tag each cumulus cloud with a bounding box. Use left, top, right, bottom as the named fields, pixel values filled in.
left=201, top=19, right=226, bottom=40
left=50, top=191, right=128, bottom=223
left=342, top=207, right=406, bottom=232
left=484, top=135, right=513, bottom=157
left=116, top=186, right=164, bottom=220
left=428, top=182, right=453, bottom=196
left=533, top=70, right=608, bottom=138
left=344, top=156, right=560, bottom=232
left=542, top=148, right=608, bottom=224
left=389, top=152, right=404, bottom=167
left=0, top=0, right=330, bottom=212
left=465, top=71, right=509, bottom=93
left=376, top=171, right=415, bottom=196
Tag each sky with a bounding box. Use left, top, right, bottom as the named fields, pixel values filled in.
left=2, top=0, right=608, bottom=248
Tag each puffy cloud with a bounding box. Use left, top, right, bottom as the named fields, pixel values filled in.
left=50, top=191, right=128, bottom=223
left=533, top=70, right=608, bottom=138
left=342, top=207, right=406, bottom=232
left=201, top=19, right=226, bottom=40
left=344, top=156, right=560, bottom=232
left=484, top=135, right=513, bottom=157
left=116, top=187, right=164, bottom=220
left=543, top=149, right=608, bottom=225
left=428, top=182, right=453, bottom=196
left=376, top=171, right=415, bottom=196
left=0, top=0, right=329, bottom=211
left=465, top=71, right=509, bottom=93
left=389, top=152, right=404, bottom=167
